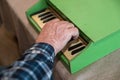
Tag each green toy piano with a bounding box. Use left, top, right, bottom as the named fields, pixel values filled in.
left=26, top=0, right=120, bottom=74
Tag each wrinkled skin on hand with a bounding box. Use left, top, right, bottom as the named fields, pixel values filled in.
left=36, top=19, right=79, bottom=55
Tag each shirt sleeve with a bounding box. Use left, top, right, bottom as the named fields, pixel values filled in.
left=0, top=43, right=55, bottom=80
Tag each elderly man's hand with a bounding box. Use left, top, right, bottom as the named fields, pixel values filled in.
left=36, top=19, right=79, bottom=55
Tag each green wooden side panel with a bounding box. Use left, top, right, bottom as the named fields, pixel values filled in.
left=71, top=30, right=120, bottom=73
left=49, top=0, right=120, bottom=42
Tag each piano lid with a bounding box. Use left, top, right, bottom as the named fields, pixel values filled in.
left=49, top=0, right=120, bottom=42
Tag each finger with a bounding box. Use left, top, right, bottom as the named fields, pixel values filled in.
left=54, top=21, right=70, bottom=26
left=43, top=18, right=60, bottom=28
left=68, top=27, right=79, bottom=39
left=66, top=23, right=75, bottom=29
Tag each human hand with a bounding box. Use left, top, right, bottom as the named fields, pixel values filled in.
left=36, top=19, right=79, bottom=55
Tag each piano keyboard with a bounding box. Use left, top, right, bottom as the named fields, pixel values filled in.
left=32, top=8, right=62, bottom=28
left=31, top=8, right=87, bottom=60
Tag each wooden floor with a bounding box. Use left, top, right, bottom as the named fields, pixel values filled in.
left=0, top=24, right=19, bottom=66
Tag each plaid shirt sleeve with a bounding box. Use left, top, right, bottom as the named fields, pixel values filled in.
left=0, top=43, right=55, bottom=80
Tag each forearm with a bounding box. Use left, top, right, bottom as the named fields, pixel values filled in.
left=0, top=43, right=55, bottom=80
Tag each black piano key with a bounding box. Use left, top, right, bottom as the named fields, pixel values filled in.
left=68, top=43, right=83, bottom=51
left=43, top=16, right=56, bottom=23
left=38, top=12, right=51, bottom=17
left=71, top=46, right=85, bottom=55
left=40, top=14, right=54, bottom=20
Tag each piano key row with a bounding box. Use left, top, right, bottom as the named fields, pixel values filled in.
left=62, top=38, right=86, bottom=60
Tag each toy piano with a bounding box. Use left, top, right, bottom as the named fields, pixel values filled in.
left=26, top=0, right=120, bottom=73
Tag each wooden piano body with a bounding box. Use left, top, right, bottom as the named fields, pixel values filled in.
left=26, top=0, right=120, bottom=73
